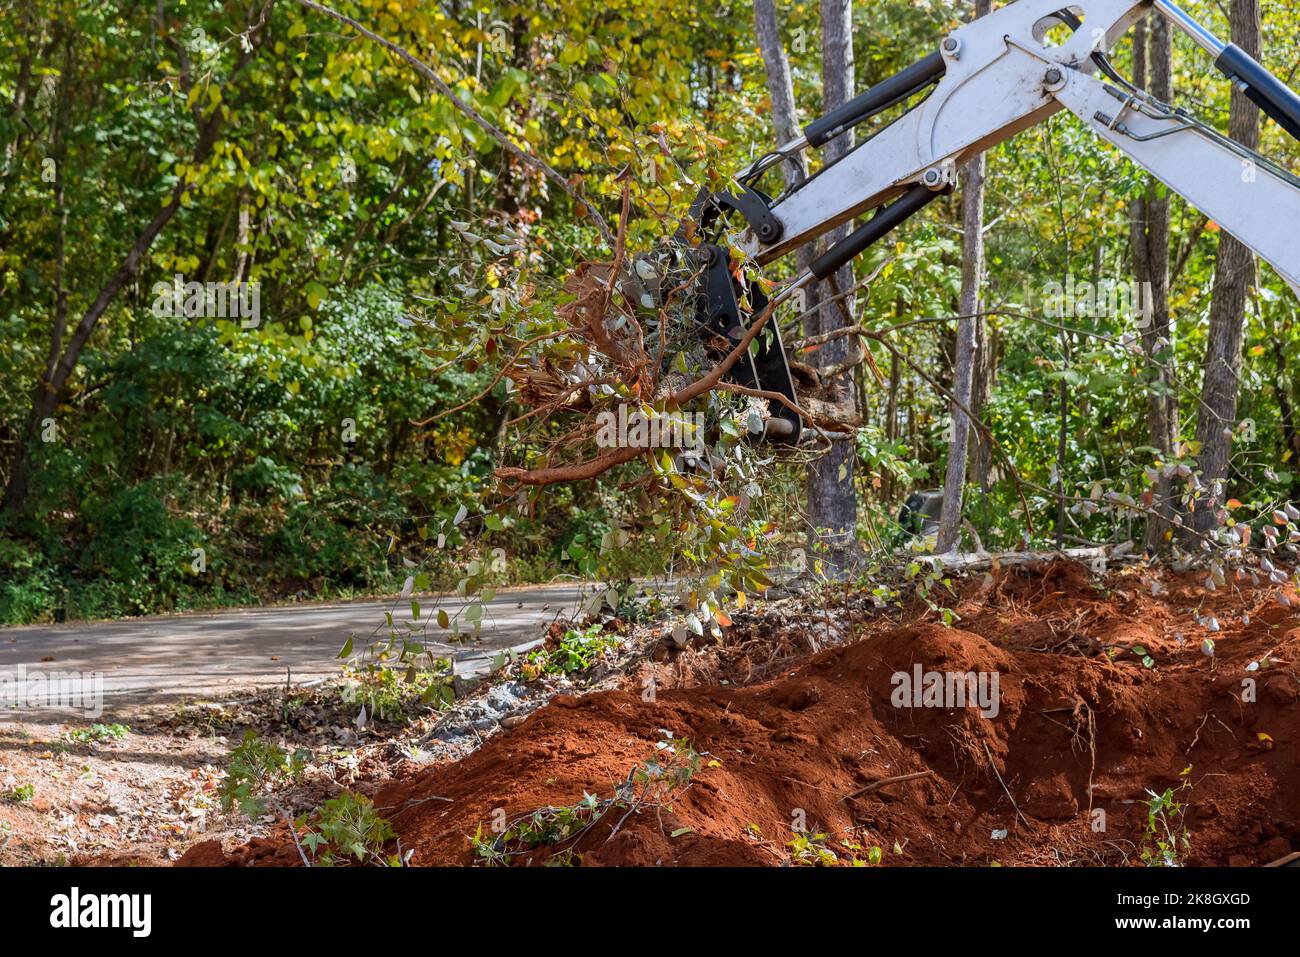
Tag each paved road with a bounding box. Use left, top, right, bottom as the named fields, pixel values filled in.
left=0, top=585, right=587, bottom=713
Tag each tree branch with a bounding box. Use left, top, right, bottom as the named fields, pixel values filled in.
left=496, top=445, right=644, bottom=486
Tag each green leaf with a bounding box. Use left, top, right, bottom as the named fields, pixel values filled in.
left=304, top=281, right=327, bottom=310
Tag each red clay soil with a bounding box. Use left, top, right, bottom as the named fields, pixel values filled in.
left=182, top=560, right=1300, bottom=867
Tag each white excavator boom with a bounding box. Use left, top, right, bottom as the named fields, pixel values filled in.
left=730, top=0, right=1300, bottom=297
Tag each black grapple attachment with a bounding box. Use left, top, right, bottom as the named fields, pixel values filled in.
left=670, top=187, right=802, bottom=444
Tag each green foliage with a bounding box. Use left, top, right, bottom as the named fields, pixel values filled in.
left=3, top=784, right=35, bottom=804
left=786, top=829, right=884, bottom=867
left=0, top=0, right=756, bottom=620
left=218, top=730, right=308, bottom=820
left=337, top=661, right=455, bottom=722
left=296, top=792, right=399, bottom=867
left=786, top=830, right=839, bottom=867
left=0, top=536, right=60, bottom=625
left=73, top=478, right=205, bottom=618
left=1140, top=781, right=1192, bottom=867
left=857, top=426, right=927, bottom=491
left=521, top=624, right=622, bottom=679
left=66, top=723, right=130, bottom=745
left=472, top=801, right=596, bottom=867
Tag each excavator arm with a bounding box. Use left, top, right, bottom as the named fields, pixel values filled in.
left=688, top=0, right=1300, bottom=438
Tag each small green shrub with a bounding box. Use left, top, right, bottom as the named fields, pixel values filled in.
left=0, top=536, right=59, bottom=624
left=521, top=624, right=622, bottom=679
left=67, top=723, right=130, bottom=745
left=336, top=662, right=455, bottom=723
left=218, top=730, right=308, bottom=819
left=296, top=792, right=398, bottom=866
left=73, top=478, right=204, bottom=618
left=786, top=831, right=883, bottom=867
left=1140, top=783, right=1191, bottom=867
left=4, top=783, right=35, bottom=803
left=786, top=830, right=839, bottom=866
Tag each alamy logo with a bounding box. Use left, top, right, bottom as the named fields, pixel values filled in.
left=890, top=664, right=1000, bottom=718
left=1040, top=274, right=1152, bottom=320
left=49, top=887, right=151, bottom=937
left=595, top=404, right=705, bottom=451
left=151, top=274, right=261, bottom=327
left=1, top=665, right=103, bottom=718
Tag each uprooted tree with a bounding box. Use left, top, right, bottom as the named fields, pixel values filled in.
left=299, top=0, right=1300, bottom=594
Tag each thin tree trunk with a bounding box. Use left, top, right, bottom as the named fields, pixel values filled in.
left=753, top=0, right=804, bottom=185
left=1191, top=0, right=1261, bottom=534
left=969, top=303, right=997, bottom=487
left=968, top=0, right=997, bottom=493
left=1130, top=16, right=1178, bottom=551
left=885, top=347, right=900, bottom=502
left=234, top=190, right=252, bottom=283
left=805, top=0, right=858, bottom=577
left=752, top=0, right=822, bottom=338
left=1055, top=327, right=1070, bottom=548
left=936, top=0, right=990, bottom=554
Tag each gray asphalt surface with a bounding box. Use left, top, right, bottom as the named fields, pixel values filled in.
left=0, top=585, right=587, bottom=711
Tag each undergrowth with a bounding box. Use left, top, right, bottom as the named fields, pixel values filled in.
left=295, top=792, right=400, bottom=867
left=218, top=730, right=309, bottom=819
left=521, top=623, right=623, bottom=679
left=1140, top=777, right=1192, bottom=867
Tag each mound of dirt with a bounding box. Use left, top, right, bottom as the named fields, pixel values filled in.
left=182, top=560, right=1300, bottom=867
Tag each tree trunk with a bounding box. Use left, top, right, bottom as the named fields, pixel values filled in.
left=751, top=0, right=823, bottom=338
left=805, top=0, right=858, bottom=577
left=884, top=346, right=900, bottom=501
left=969, top=301, right=997, bottom=488
left=1191, top=0, right=1261, bottom=535
left=968, top=0, right=997, bottom=494
left=753, top=0, right=803, bottom=184
left=1129, top=16, right=1179, bottom=552
left=936, top=0, right=990, bottom=554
